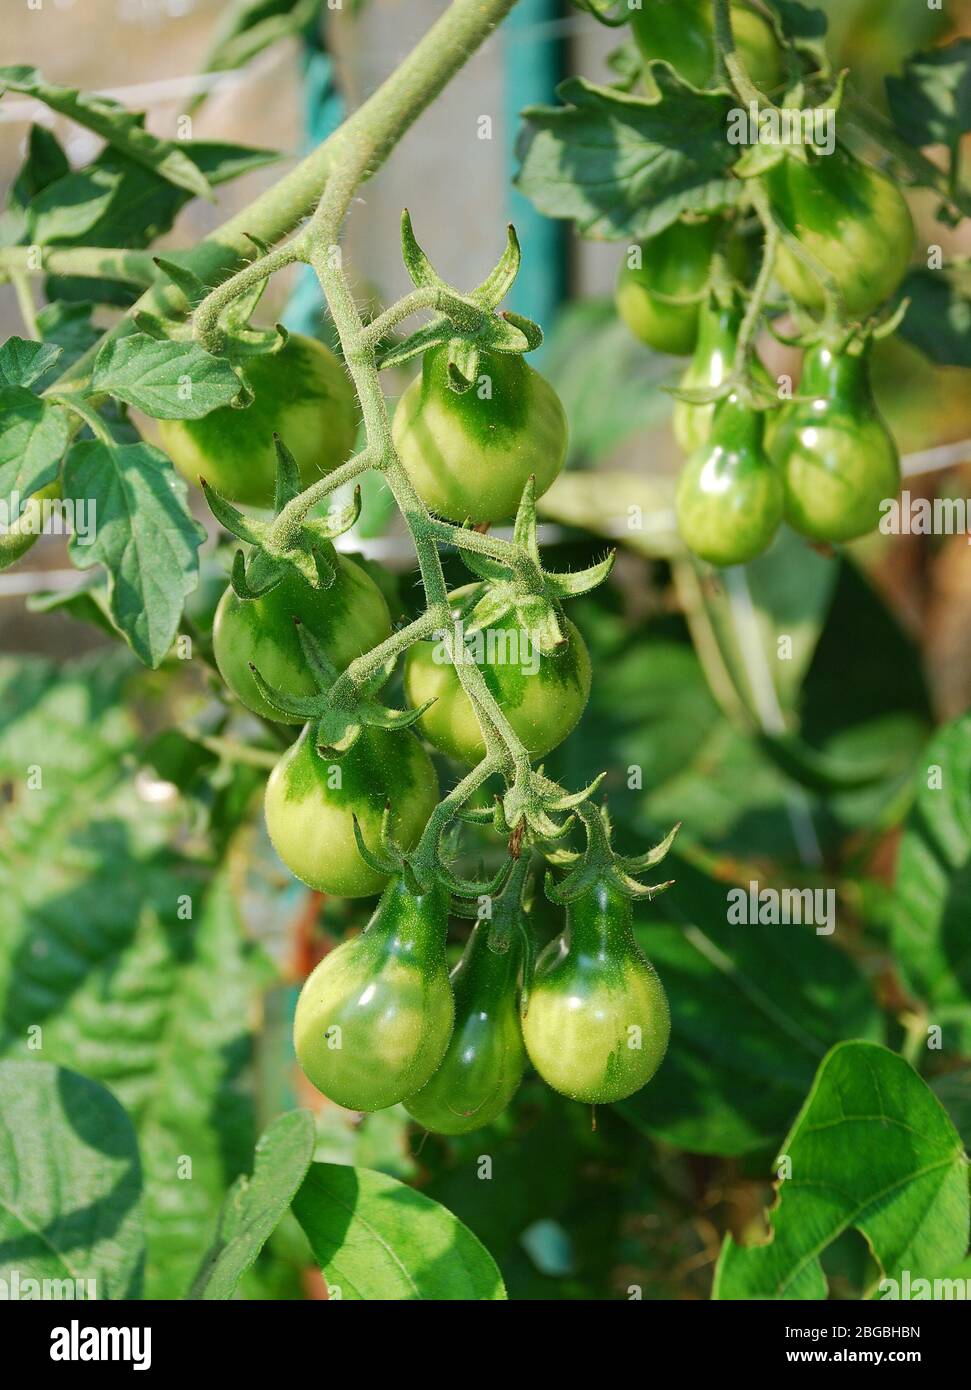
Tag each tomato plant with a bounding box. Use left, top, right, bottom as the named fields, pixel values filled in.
left=630, top=0, right=783, bottom=95
left=615, top=218, right=721, bottom=357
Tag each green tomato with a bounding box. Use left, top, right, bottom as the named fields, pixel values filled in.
left=675, top=393, right=782, bottom=566
left=213, top=558, right=391, bottom=724
left=673, top=298, right=775, bottom=455
left=294, top=877, right=454, bottom=1111
left=405, top=919, right=525, bottom=1135
left=158, top=334, right=358, bottom=509
left=264, top=724, right=439, bottom=898
left=766, top=146, right=915, bottom=319
left=403, top=614, right=592, bottom=765
left=615, top=219, right=720, bottom=357
left=631, top=0, right=784, bottom=93
left=522, top=880, right=670, bottom=1105
left=769, top=342, right=900, bottom=543
left=391, top=346, right=568, bottom=525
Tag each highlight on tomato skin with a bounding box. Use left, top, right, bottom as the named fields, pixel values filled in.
left=404, top=919, right=526, bottom=1135
left=521, top=879, right=671, bottom=1107
left=293, top=877, right=455, bottom=1112
left=629, top=0, right=784, bottom=95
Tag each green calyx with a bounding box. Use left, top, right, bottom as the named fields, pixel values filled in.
left=378, top=210, right=543, bottom=390
left=455, top=476, right=615, bottom=651
left=545, top=802, right=679, bottom=905
left=204, top=434, right=361, bottom=599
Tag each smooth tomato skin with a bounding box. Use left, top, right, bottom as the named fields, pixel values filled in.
left=405, top=922, right=525, bottom=1135
left=403, top=615, right=592, bottom=765
left=631, top=0, right=783, bottom=92
left=673, top=300, right=774, bottom=455
left=392, top=346, right=568, bottom=524
left=158, top=334, right=358, bottom=509
left=769, top=344, right=900, bottom=542
left=522, top=881, right=670, bottom=1105
left=675, top=395, right=782, bottom=566
left=766, top=148, right=915, bottom=319
left=264, top=724, right=439, bottom=898
left=615, top=219, right=719, bottom=357
left=213, top=558, right=391, bottom=724
left=294, top=878, right=453, bottom=1111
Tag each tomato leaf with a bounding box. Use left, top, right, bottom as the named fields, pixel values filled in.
left=293, top=1163, right=507, bottom=1300
left=0, top=1061, right=144, bottom=1299
left=713, top=1042, right=970, bottom=1298
left=0, top=337, right=62, bottom=389
left=62, top=438, right=206, bottom=667
left=189, top=1111, right=316, bottom=1300
left=91, top=334, right=244, bottom=419
left=0, top=387, right=70, bottom=508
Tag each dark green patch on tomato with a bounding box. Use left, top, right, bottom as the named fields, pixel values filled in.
left=158, top=334, right=358, bottom=509
left=403, top=614, right=591, bottom=765
left=615, top=219, right=721, bottom=357
left=214, top=557, right=391, bottom=724
left=294, top=877, right=454, bottom=1111
left=392, top=346, right=568, bottom=524
left=264, top=724, right=439, bottom=898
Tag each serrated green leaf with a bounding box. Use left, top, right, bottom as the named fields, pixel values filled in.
left=91, top=334, right=243, bottom=419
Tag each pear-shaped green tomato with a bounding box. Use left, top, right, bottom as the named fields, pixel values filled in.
left=294, top=877, right=454, bottom=1110
left=675, top=394, right=783, bottom=566
left=769, top=343, right=900, bottom=543
left=522, top=881, right=670, bottom=1105
left=403, top=615, right=591, bottom=765
left=264, top=725, right=439, bottom=898
left=766, top=147, right=915, bottom=320
left=615, top=219, right=720, bottom=357
left=630, top=0, right=783, bottom=93
left=405, top=921, right=525, bottom=1134
left=391, top=346, right=568, bottom=525
left=158, top=334, right=359, bottom=509
left=213, top=559, right=391, bottom=724
left=673, top=299, right=775, bottom=455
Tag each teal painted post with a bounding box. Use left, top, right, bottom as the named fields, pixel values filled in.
left=504, top=0, right=568, bottom=347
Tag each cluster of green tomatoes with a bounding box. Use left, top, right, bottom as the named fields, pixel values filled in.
left=161, top=333, right=670, bottom=1129
left=616, top=0, right=914, bottom=566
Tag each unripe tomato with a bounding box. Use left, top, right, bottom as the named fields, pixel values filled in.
left=264, top=724, right=439, bottom=898
left=405, top=920, right=525, bottom=1134
left=630, top=0, right=783, bottom=93
left=765, top=147, right=915, bottom=319
left=391, top=346, right=568, bottom=525
left=769, top=342, right=900, bottom=542
left=522, top=880, right=670, bottom=1105
left=213, top=559, right=391, bottom=724
left=0, top=483, right=58, bottom=571
left=675, top=393, right=782, bottom=565
left=615, top=219, right=719, bottom=357
left=673, top=298, right=774, bottom=455
left=294, top=877, right=454, bottom=1111
left=158, top=334, right=359, bottom=509
left=403, top=615, right=591, bottom=765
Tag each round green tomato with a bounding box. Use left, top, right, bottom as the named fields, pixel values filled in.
left=522, top=881, right=670, bottom=1105
left=766, top=147, right=915, bottom=319
left=615, top=219, right=720, bottom=357
left=769, top=344, right=900, bottom=542
left=392, top=346, right=568, bottom=525
left=213, top=558, right=391, bottom=724
left=631, top=0, right=782, bottom=93
left=295, top=878, right=453, bottom=1111
left=403, top=615, right=591, bottom=765
left=264, top=724, right=439, bottom=898
left=405, top=922, right=525, bottom=1135
left=675, top=395, right=782, bottom=566
left=158, top=334, right=358, bottom=509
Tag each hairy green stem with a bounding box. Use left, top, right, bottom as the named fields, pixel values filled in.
left=0, top=245, right=159, bottom=288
